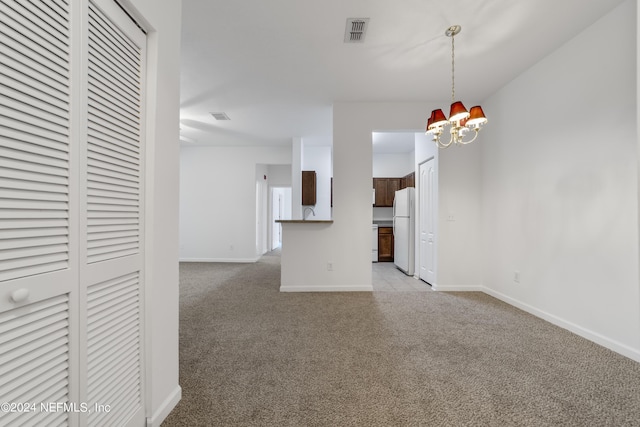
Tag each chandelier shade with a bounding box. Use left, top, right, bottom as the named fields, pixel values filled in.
left=425, top=25, right=488, bottom=148
left=448, top=101, right=469, bottom=122
left=427, top=109, right=448, bottom=130
left=466, top=105, right=488, bottom=127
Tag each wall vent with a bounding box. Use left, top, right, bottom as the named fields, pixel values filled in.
left=344, top=18, right=369, bottom=43
left=210, top=112, right=230, bottom=120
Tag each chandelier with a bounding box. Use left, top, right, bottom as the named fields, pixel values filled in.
left=426, top=25, right=487, bottom=148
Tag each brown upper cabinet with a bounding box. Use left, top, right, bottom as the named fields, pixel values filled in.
left=302, top=171, right=316, bottom=205
left=401, top=172, right=415, bottom=189
left=373, top=177, right=402, bottom=207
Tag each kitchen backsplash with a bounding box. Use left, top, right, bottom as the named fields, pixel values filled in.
left=373, top=207, right=393, bottom=221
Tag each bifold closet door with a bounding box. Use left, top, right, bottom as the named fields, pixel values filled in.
left=0, top=0, right=147, bottom=425
left=80, top=1, right=146, bottom=426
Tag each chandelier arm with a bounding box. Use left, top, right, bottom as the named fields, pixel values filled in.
left=458, top=128, right=480, bottom=145
left=434, top=130, right=455, bottom=149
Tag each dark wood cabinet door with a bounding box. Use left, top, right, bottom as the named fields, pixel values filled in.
left=404, top=172, right=415, bottom=188
left=373, top=177, right=409, bottom=207
left=400, top=172, right=415, bottom=190
left=373, top=178, right=387, bottom=207
left=386, top=178, right=401, bottom=206
left=378, top=227, right=394, bottom=262
left=302, top=171, right=316, bottom=205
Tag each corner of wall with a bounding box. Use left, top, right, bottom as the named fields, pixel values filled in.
left=129, top=0, right=182, bottom=421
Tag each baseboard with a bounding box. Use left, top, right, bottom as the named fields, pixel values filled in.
left=483, top=287, right=640, bottom=363
left=179, top=257, right=259, bottom=263
left=280, top=285, right=374, bottom=292
left=432, top=284, right=483, bottom=292
left=146, top=385, right=182, bottom=427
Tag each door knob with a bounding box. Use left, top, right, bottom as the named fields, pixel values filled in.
left=10, top=288, right=30, bottom=303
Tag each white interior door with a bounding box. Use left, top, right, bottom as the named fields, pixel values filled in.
left=81, top=1, right=146, bottom=425
left=419, top=158, right=436, bottom=285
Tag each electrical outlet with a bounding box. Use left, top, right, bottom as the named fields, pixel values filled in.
left=327, top=262, right=333, bottom=271
left=514, top=271, right=520, bottom=283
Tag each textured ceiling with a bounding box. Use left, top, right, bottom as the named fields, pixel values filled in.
left=179, top=0, right=624, bottom=148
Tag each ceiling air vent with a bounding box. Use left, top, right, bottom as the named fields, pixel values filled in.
left=210, top=112, right=230, bottom=120
left=344, top=18, right=369, bottom=43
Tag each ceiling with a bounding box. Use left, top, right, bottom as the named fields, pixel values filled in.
left=179, top=0, right=624, bottom=148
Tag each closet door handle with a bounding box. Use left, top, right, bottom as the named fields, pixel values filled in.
left=11, top=288, right=30, bottom=303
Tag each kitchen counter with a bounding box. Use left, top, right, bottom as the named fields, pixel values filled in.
left=374, top=220, right=393, bottom=227
left=276, top=219, right=334, bottom=224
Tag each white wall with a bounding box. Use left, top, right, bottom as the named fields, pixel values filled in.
left=292, top=138, right=303, bottom=219
left=268, top=164, right=292, bottom=186
left=373, top=153, right=413, bottom=177
left=436, top=143, right=483, bottom=289
left=302, top=145, right=332, bottom=219
left=180, top=146, right=291, bottom=262
left=481, top=0, right=640, bottom=360
left=372, top=207, right=393, bottom=221
left=124, top=0, right=182, bottom=424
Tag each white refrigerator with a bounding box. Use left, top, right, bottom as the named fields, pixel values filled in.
left=393, top=187, right=415, bottom=275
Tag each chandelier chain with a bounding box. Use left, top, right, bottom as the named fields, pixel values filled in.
left=451, top=33, right=455, bottom=102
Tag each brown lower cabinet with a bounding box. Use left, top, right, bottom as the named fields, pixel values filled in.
left=378, top=227, right=394, bottom=262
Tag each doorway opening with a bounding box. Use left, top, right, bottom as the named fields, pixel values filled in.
left=270, top=187, right=292, bottom=250
left=370, top=131, right=438, bottom=289
left=371, top=131, right=416, bottom=286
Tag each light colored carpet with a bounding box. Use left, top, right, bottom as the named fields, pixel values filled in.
left=162, top=256, right=640, bottom=426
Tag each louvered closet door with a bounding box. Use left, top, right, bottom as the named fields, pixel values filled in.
left=0, top=1, right=78, bottom=426
left=80, top=1, right=146, bottom=426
